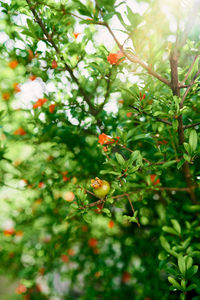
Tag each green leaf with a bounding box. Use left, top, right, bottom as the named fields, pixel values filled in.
left=178, top=255, right=186, bottom=275
left=186, top=284, right=197, bottom=291
left=177, top=159, right=185, bottom=169
left=171, top=219, right=181, bottom=234
left=172, top=119, right=178, bottom=130
left=82, top=213, right=93, bottom=223
left=128, top=150, right=140, bottom=164
left=102, top=208, right=111, bottom=217
left=162, top=226, right=179, bottom=236
left=168, top=277, right=182, bottom=290
left=160, top=236, right=170, bottom=251
left=183, top=153, right=191, bottom=162
left=187, top=265, right=198, bottom=278
left=189, top=129, right=198, bottom=152
left=183, top=142, right=191, bottom=154
left=100, top=170, right=121, bottom=175
left=186, top=256, right=193, bottom=270
left=161, top=160, right=177, bottom=168
left=115, top=152, right=125, bottom=166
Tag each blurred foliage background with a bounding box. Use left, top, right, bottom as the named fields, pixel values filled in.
left=0, top=0, right=200, bottom=299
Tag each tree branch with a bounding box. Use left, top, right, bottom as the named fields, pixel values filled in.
left=104, top=23, right=171, bottom=87
left=180, top=55, right=199, bottom=85
left=184, top=122, right=200, bottom=130
left=180, top=69, right=200, bottom=107
left=129, top=105, right=172, bottom=126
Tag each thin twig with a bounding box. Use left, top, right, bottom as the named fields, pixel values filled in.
left=104, top=23, right=171, bottom=87
left=180, top=69, right=200, bottom=107
left=129, top=105, right=172, bottom=126
left=180, top=55, right=199, bottom=85
left=126, top=193, right=140, bottom=227
left=184, top=122, right=200, bottom=129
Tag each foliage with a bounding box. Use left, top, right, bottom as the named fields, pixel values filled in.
left=0, top=0, right=200, bottom=299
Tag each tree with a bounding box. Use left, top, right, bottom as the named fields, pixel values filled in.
left=0, top=0, right=199, bottom=299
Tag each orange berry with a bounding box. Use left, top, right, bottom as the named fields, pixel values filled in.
left=52, top=59, right=58, bottom=69
left=108, top=220, right=115, bottom=228
left=103, top=146, right=108, bottom=152
left=126, top=112, right=132, bottom=118
left=29, top=74, right=37, bottom=81
left=63, top=191, right=75, bottom=202
left=68, top=248, right=75, bottom=256
left=49, top=104, right=56, bottom=113
left=72, top=176, right=77, bottom=184
left=13, top=83, right=21, bottom=93
left=88, top=238, right=98, bottom=248
left=2, top=92, right=10, bottom=100
left=118, top=99, right=124, bottom=104
left=63, top=175, right=69, bottom=182
left=73, top=32, right=80, bottom=39
left=13, top=128, right=26, bottom=136
left=15, top=230, right=23, bottom=237
left=122, top=271, right=131, bottom=283
left=28, top=49, right=35, bottom=60
left=150, top=174, right=160, bottom=185
left=61, top=254, right=69, bottom=263
left=3, top=228, right=15, bottom=236
left=107, top=51, right=125, bottom=65
left=33, top=98, right=48, bottom=109
left=107, top=53, right=118, bottom=65
left=9, top=60, right=18, bottom=69
left=95, top=271, right=101, bottom=278
left=38, top=182, right=44, bottom=188
left=81, top=225, right=88, bottom=232
left=16, top=284, right=27, bottom=294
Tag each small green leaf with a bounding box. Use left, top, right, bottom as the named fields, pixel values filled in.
left=129, top=150, right=140, bottom=164
left=189, top=129, right=198, bottom=152
left=83, top=213, right=93, bottom=223
left=168, top=277, right=182, bottom=290
left=161, top=160, right=177, bottom=168
left=177, top=159, right=185, bottom=169
left=187, top=265, right=198, bottom=278
left=186, top=256, right=193, bottom=270
left=178, top=255, right=186, bottom=275
left=102, top=208, right=111, bottom=217
left=115, top=152, right=125, bottom=166
left=183, top=153, right=191, bottom=162
left=183, top=142, right=191, bottom=154
left=171, top=219, right=181, bottom=234
left=186, top=284, right=197, bottom=291
left=162, top=226, right=179, bottom=236
left=107, top=198, right=114, bottom=204
left=172, top=119, right=178, bottom=130
left=160, top=236, right=170, bottom=251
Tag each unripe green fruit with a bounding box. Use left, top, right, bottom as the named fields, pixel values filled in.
left=93, top=180, right=110, bottom=198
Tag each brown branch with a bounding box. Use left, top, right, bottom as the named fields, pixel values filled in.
left=184, top=122, right=200, bottom=130
left=126, top=194, right=140, bottom=227
left=180, top=69, right=200, bottom=107
left=104, top=23, right=171, bottom=87
left=129, top=105, right=172, bottom=126
left=180, top=55, right=200, bottom=85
